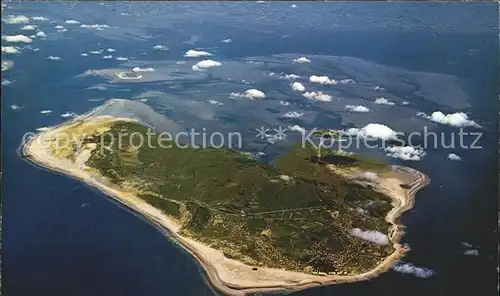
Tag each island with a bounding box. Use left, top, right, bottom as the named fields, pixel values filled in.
left=311, top=128, right=342, bottom=138
left=22, top=99, right=429, bottom=295
left=115, top=71, right=143, bottom=80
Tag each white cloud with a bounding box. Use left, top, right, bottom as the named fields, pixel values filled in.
left=279, top=175, right=292, bottom=182
left=153, top=45, right=169, bottom=51
left=284, top=74, right=300, bottom=80
left=40, top=110, right=53, bottom=114
left=81, top=69, right=102, bottom=77
left=349, top=228, right=389, bottom=245
left=32, top=16, right=48, bottom=21
left=462, top=241, right=473, bottom=248
left=280, top=100, right=290, bottom=106
left=276, top=73, right=300, bottom=80
left=80, top=24, right=110, bottom=29
left=402, top=101, right=409, bottom=105
left=447, top=153, right=462, bottom=161
left=356, top=171, right=379, bottom=182
left=291, top=4, right=297, bottom=8
left=184, top=49, right=212, bottom=57
left=103, top=55, right=113, bottom=59
left=281, top=111, right=304, bottom=118
left=374, top=97, right=395, bottom=106
left=89, top=49, right=103, bottom=54
left=345, top=123, right=400, bottom=140
left=54, top=25, right=65, bottom=29
left=80, top=53, right=88, bottom=57
left=2, top=46, right=19, bottom=54
left=64, top=20, right=80, bottom=24
left=385, top=145, right=426, bottom=161
left=291, top=82, right=306, bottom=92
left=417, top=111, right=480, bottom=128
left=3, top=15, right=30, bottom=24
left=2, top=35, right=32, bottom=43
left=57, top=28, right=67, bottom=32
left=10, top=104, right=22, bottom=110
left=2, top=60, right=14, bottom=71
left=393, top=262, right=435, bottom=278
left=35, top=31, right=47, bottom=38
left=221, top=38, right=232, bottom=43
left=208, top=100, right=224, bottom=106
left=293, top=57, right=311, bottom=63
left=2, top=79, right=12, bottom=86
left=192, top=59, right=222, bottom=71
left=132, top=67, right=155, bottom=72
left=21, top=25, right=37, bottom=31
left=106, top=48, right=116, bottom=52
left=47, top=56, right=61, bottom=60
left=302, top=91, right=332, bottom=102
left=230, top=89, right=266, bottom=100
left=464, top=249, right=479, bottom=256
left=61, top=112, right=76, bottom=118
left=309, top=75, right=338, bottom=85
left=289, top=125, right=306, bottom=134
left=115, top=56, right=128, bottom=61
left=345, top=105, right=370, bottom=113
left=355, top=207, right=368, bottom=215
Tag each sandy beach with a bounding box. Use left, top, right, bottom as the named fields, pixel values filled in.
left=22, top=118, right=430, bottom=296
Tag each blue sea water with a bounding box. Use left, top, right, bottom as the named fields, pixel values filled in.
left=1, top=2, right=498, bottom=296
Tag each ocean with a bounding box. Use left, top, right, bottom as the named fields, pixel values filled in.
left=2, top=2, right=498, bottom=296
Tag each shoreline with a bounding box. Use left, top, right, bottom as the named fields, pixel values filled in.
left=21, top=122, right=430, bottom=296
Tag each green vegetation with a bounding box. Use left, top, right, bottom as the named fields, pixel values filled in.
left=50, top=120, right=395, bottom=276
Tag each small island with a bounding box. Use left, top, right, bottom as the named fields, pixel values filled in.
left=115, top=71, right=143, bottom=80
left=22, top=100, right=429, bottom=295
left=312, top=128, right=342, bottom=138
